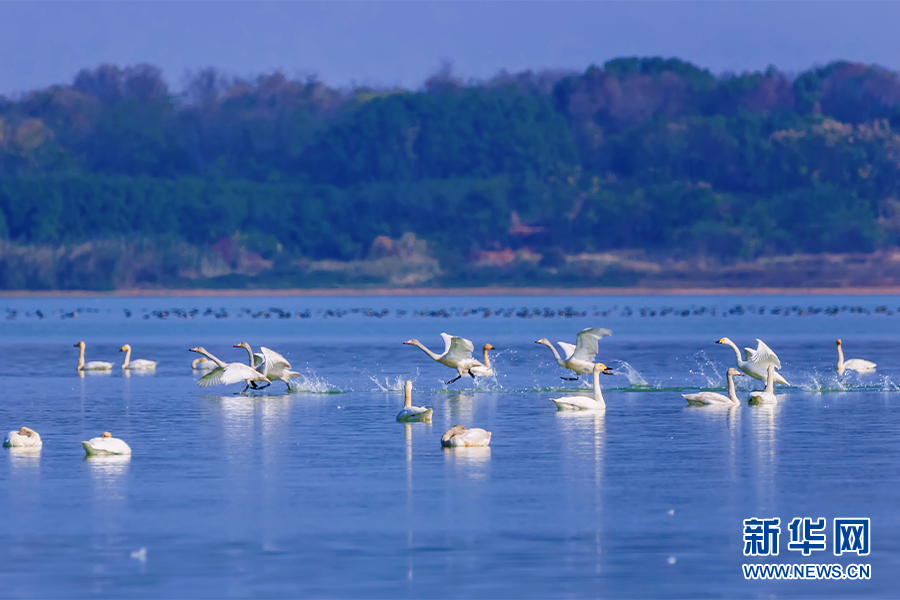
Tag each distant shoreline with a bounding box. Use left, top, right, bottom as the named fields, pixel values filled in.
left=0, top=286, right=899, bottom=298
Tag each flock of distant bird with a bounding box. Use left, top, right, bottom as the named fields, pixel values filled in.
left=2, top=329, right=880, bottom=454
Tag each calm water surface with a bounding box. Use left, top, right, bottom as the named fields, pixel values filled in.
left=1, top=294, right=898, bottom=598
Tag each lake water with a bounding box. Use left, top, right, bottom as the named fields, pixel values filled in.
left=0, top=294, right=898, bottom=598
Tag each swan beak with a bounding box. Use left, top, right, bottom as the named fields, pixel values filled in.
left=402, top=341, right=413, bottom=345
left=715, top=339, right=725, bottom=344
left=836, top=339, right=842, bottom=345
left=233, top=344, right=241, bottom=348
left=603, top=368, right=614, bottom=375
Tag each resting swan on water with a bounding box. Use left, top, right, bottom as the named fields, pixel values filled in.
left=836, top=339, right=876, bottom=373
left=120, top=344, right=157, bottom=370
left=535, top=327, right=612, bottom=380
left=716, top=337, right=789, bottom=386
left=75, top=341, right=113, bottom=371
left=551, top=363, right=613, bottom=411
left=82, top=432, right=131, bottom=456
left=749, top=365, right=778, bottom=405
left=4, top=427, right=42, bottom=448
left=189, top=347, right=270, bottom=393
left=403, top=333, right=486, bottom=384
left=682, top=368, right=744, bottom=406
left=191, top=358, right=217, bottom=370
left=441, top=424, right=491, bottom=447
left=396, top=380, right=432, bottom=422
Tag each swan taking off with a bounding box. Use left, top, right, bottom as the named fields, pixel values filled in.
left=836, top=339, right=876, bottom=374
left=749, top=365, right=778, bottom=405
left=403, top=333, right=486, bottom=384
left=683, top=368, right=744, bottom=406
left=190, top=347, right=270, bottom=393
left=441, top=424, right=491, bottom=447
left=535, top=327, right=613, bottom=380
left=119, top=344, right=158, bottom=370
left=396, top=380, right=433, bottom=422
left=234, top=342, right=301, bottom=391
left=551, top=363, right=613, bottom=411
left=82, top=432, right=131, bottom=456
left=74, top=341, right=113, bottom=371
left=4, top=427, right=42, bottom=448
left=716, top=337, right=789, bottom=386
left=468, top=344, right=495, bottom=378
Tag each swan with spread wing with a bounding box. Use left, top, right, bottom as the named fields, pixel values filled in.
left=234, top=342, right=301, bottom=391
left=535, top=327, right=613, bottom=380
left=189, top=346, right=269, bottom=393
left=716, top=337, right=789, bottom=386
left=403, top=333, right=486, bottom=384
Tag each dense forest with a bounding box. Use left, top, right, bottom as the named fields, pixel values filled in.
left=1, top=57, right=899, bottom=289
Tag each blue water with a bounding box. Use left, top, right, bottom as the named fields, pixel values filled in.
left=1, top=294, right=898, bottom=598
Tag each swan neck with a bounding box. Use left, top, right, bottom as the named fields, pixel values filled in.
left=541, top=341, right=564, bottom=365
left=242, top=344, right=255, bottom=366
left=198, top=348, right=226, bottom=368
left=724, top=339, right=742, bottom=362
left=404, top=386, right=411, bottom=408
left=837, top=345, right=844, bottom=368
left=726, top=372, right=739, bottom=403
left=122, top=346, right=131, bottom=368
left=592, top=370, right=606, bottom=407
left=77, top=344, right=85, bottom=369
left=482, top=348, right=492, bottom=368
left=412, top=341, right=442, bottom=362
left=766, top=369, right=775, bottom=393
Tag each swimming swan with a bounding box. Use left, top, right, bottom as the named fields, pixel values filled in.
left=468, top=344, right=495, bottom=378
left=536, top=327, right=613, bottom=380
left=836, top=339, right=876, bottom=373
left=396, top=380, right=433, bottom=422
left=74, top=341, right=113, bottom=371
left=716, top=337, right=789, bottom=386
left=82, top=432, right=131, bottom=456
left=441, top=424, right=491, bottom=447
left=551, top=363, right=613, bottom=411
left=119, top=344, right=158, bottom=370
left=190, top=347, right=269, bottom=393
left=403, top=334, right=485, bottom=384
left=749, top=365, right=778, bottom=405
left=234, top=342, right=300, bottom=390
left=4, top=427, right=42, bottom=448
left=191, top=358, right=217, bottom=370
left=682, top=368, right=744, bottom=406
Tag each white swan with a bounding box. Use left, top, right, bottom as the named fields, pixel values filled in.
left=4, top=427, right=42, bottom=448
left=468, top=344, right=495, bottom=377
left=441, top=424, right=491, bottom=447
left=74, top=341, right=113, bottom=371
left=716, top=337, right=789, bottom=386
left=190, top=347, right=270, bottom=393
left=396, top=380, right=433, bottom=422
left=82, top=432, right=131, bottom=456
left=535, top=327, right=612, bottom=380
left=119, top=344, right=157, bottom=370
left=683, top=368, right=744, bottom=406
left=403, top=333, right=485, bottom=384
left=191, top=357, right=217, bottom=370
left=551, top=363, right=613, bottom=410
left=836, top=339, right=876, bottom=373
left=234, top=342, right=300, bottom=390
left=749, top=365, right=778, bottom=405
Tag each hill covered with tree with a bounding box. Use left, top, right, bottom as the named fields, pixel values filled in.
left=0, top=57, right=899, bottom=289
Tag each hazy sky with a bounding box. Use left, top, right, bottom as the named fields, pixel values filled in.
left=2, top=1, right=900, bottom=94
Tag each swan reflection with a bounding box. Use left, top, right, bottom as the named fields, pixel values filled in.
left=442, top=445, right=491, bottom=479
left=8, top=447, right=41, bottom=469
left=750, top=403, right=780, bottom=510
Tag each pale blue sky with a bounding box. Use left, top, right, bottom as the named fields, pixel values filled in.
left=2, top=1, right=899, bottom=94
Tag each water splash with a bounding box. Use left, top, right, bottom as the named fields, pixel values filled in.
left=608, top=360, right=649, bottom=387
left=286, top=373, right=336, bottom=393
left=370, top=375, right=409, bottom=392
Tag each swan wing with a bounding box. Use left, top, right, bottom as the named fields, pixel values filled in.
left=571, top=327, right=612, bottom=362
left=446, top=336, right=475, bottom=363
left=439, top=333, right=453, bottom=358
left=745, top=339, right=782, bottom=368
left=259, top=346, right=292, bottom=374
left=557, top=342, right=577, bottom=360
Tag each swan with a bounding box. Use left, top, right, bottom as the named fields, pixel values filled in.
left=82, top=432, right=131, bottom=456
left=468, top=344, right=495, bottom=377
left=396, top=380, right=433, bottom=422
left=234, top=342, right=300, bottom=390
left=749, top=365, right=778, bottom=405
left=119, top=344, right=157, bottom=370
left=716, top=337, right=789, bottom=386
left=551, top=363, right=613, bottom=410
left=4, top=427, right=42, bottom=448
left=535, top=327, right=612, bottom=380
left=441, top=424, right=491, bottom=447
left=682, top=368, right=744, bottom=406
left=403, top=333, right=485, bottom=384
left=191, top=357, right=217, bottom=370
left=189, top=347, right=269, bottom=393
left=74, top=341, right=113, bottom=371
left=836, top=339, right=876, bottom=373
